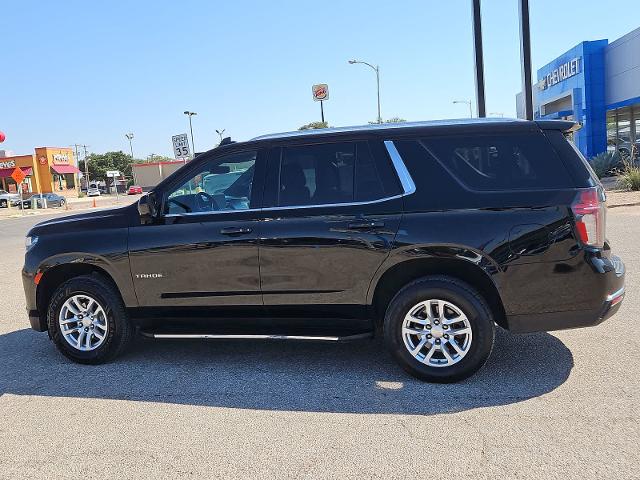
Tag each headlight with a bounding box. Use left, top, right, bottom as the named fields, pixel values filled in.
left=25, top=236, right=38, bottom=250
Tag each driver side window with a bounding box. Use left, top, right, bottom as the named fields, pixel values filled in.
left=165, top=150, right=256, bottom=215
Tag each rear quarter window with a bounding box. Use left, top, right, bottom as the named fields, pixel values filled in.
left=543, top=129, right=598, bottom=188
left=421, top=133, right=574, bottom=191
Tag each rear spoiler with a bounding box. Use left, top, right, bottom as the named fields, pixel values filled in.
left=535, top=119, right=582, bottom=133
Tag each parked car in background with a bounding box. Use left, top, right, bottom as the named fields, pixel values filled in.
left=21, top=193, right=66, bottom=209
left=87, top=186, right=101, bottom=197
left=128, top=185, right=143, bottom=195
left=0, top=189, right=22, bottom=208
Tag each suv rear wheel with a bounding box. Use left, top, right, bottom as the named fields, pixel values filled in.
left=47, top=274, right=134, bottom=364
left=384, top=276, right=495, bottom=383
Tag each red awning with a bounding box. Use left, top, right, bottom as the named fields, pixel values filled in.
left=50, top=164, right=81, bottom=174
left=0, top=167, right=33, bottom=178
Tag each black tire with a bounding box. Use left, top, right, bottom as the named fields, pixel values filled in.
left=47, top=274, right=134, bottom=364
left=383, top=275, right=495, bottom=383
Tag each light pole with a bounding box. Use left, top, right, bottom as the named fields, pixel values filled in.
left=215, top=129, right=226, bottom=145
left=453, top=100, right=473, bottom=118
left=348, top=59, right=381, bottom=124
left=183, top=111, right=197, bottom=157
left=125, top=133, right=134, bottom=160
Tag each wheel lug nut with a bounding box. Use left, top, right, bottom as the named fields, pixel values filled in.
left=427, top=334, right=432, bottom=339
left=436, top=339, right=441, bottom=344
left=434, top=320, right=439, bottom=325
left=444, top=334, right=449, bottom=339
left=426, top=324, right=431, bottom=329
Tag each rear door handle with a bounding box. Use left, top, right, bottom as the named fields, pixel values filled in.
left=220, top=226, right=253, bottom=235
left=347, top=221, right=385, bottom=231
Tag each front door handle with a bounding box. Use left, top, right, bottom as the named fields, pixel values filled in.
left=347, top=221, right=385, bottom=231
left=220, top=226, right=253, bottom=235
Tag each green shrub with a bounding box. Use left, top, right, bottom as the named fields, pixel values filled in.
left=588, top=151, right=623, bottom=179
left=618, top=159, right=640, bottom=191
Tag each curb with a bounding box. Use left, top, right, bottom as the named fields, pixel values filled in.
left=608, top=202, right=640, bottom=209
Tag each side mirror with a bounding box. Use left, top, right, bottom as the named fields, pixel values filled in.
left=138, top=193, right=158, bottom=224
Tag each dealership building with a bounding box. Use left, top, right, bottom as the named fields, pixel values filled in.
left=517, top=26, right=640, bottom=159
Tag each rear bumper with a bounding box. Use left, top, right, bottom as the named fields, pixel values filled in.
left=507, top=254, right=625, bottom=333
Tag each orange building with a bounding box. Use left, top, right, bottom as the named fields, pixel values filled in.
left=0, top=147, right=81, bottom=196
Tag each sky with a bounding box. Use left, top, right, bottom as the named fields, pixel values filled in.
left=1, top=0, right=639, bottom=159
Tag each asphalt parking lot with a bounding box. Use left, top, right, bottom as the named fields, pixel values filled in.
left=0, top=208, right=638, bottom=479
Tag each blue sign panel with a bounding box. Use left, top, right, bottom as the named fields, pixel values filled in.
left=535, top=40, right=607, bottom=158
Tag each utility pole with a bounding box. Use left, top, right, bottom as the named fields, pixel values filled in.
left=348, top=60, right=382, bottom=124
left=518, top=0, right=534, bottom=120
left=71, top=144, right=82, bottom=192
left=471, top=0, right=486, bottom=118
left=215, top=129, right=226, bottom=145
left=184, top=111, right=197, bottom=157
left=82, top=145, right=90, bottom=188
left=125, top=133, right=135, bottom=160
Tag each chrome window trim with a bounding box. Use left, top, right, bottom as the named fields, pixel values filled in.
left=163, top=194, right=405, bottom=218
left=384, top=140, right=416, bottom=195
left=163, top=139, right=415, bottom=218
left=261, top=194, right=405, bottom=212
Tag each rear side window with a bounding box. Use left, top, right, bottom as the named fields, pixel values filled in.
left=277, top=141, right=400, bottom=207
left=544, top=130, right=597, bottom=188
left=421, top=133, right=573, bottom=191
left=279, top=142, right=354, bottom=207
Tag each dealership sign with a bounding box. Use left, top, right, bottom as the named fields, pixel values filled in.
left=539, top=57, right=581, bottom=90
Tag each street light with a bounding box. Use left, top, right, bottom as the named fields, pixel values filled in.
left=215, top=129, right=226, bottom=144
left=125, top=133, right=134, bottom=160
left=348, top=59, right=382, bottom=124
left=453, top=100, right=473, bottom=118
left=183, top=111, right=197, bottom=157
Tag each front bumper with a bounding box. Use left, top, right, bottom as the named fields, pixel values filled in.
left=507, top=254, right=625, bottom=333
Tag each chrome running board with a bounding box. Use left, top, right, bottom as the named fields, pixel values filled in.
left=141, top=332, right=372, bottom=342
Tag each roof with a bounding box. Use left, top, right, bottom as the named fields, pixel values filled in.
left=133, top=160, right=188, bottom=168
left=251, top=118, right=532, bottom=141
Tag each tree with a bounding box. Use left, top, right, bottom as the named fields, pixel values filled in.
left=136, top=155, right=174, bottom=164
left=298, top=121, right=329, bottom=130
left=368, top=117, right=407, bottom=125
left=78, top=151, right=133, bottom=181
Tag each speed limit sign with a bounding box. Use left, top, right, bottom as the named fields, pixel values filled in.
left=172, top=133, right=191, bottom=159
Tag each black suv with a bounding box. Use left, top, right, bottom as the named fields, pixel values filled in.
left=22, top=119, right=625, bottom=382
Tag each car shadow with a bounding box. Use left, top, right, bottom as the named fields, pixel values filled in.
left=0, top=328, right=573, bottom=415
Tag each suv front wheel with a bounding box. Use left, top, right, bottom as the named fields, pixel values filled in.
left=47, top=274, right=134, bottom=364
left=384, top=276, right=495, bottom=383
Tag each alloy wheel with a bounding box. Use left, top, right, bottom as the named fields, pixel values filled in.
left=58, top=294, right=108, bottom=351
left=401, top=299, right=473, bottom=367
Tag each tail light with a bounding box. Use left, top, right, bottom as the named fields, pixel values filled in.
left=571, top=187, right=606, bottom=248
